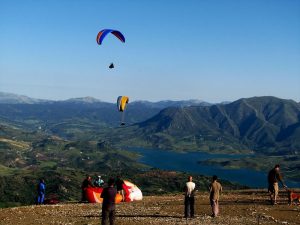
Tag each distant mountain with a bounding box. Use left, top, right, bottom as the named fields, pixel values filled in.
left=64, top=96, right=103, bottom=104
left=0, top=92, right=50, bottom=104
left=2, top=92, right=298, bottom=155
left=0, top=93, right=211, bottom=139
left=131, top=100, right=211, bottom=108
left=111, top=96, right=300, bottom=154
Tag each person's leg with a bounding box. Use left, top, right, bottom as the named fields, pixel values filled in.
left=268, top=184, right=275, bottom=205
left=81, top=189, right=86, bottom=202
left=109, top=209, right=116, bottom=225
left=101, top=208, right=109, bottom=225
left=37, top=194, right=41, bottom=204
left=184, top=197, right=190, bottom=218
left=215, top=200, right=219, bottom=216
left=190, top=197, right=195, bottom=218
left=41, top=194, right=45, bottom=204
left=211, top=199, right=216, bottom=217
left=269, top=191, right=273, bottom=204
left=274, top=183, right=279, bottom=204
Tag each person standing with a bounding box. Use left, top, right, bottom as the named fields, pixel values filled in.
left=184, top=176, right=196, bottom=218
left=268, top=164, right=287, bottom=205
left=37, top=179, right=46, bottom=204
left=209, top=175, right=222, bottom=217
left=115, top=176, right=125, bottom=201
left=101, top=178, right=117, bottom=225
left=81, top=175, right=93, bottom=202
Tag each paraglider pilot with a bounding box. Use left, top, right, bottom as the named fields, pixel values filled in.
left=109, top=63, right=114, bottom=69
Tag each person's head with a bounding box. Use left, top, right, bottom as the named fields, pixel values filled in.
left=98, top=175, right=101, bottom=179
left=108, top=178, right=115, bottom=186
left=39, top=178, right=44, bottom=183
left=212, top=175, right=218, bottom=182
left=274, top=164, right=280, bottom=171
left=188, top=176, right=193, bottom=182
left=87, top=175, right=92, bottom=180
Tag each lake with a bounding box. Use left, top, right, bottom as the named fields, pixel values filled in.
left=127, top=147, right=300, bottom=188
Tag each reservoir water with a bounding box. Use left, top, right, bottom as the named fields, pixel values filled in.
left=127, top=147, right=300, bottom=188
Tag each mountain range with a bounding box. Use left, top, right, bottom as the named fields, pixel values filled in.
left=109, top=96, right=300, bottom=155
left=0, top=92, right=299, bottom=155
left=0, top=92, right=211, bottom=106
left=1, top=92, right=299, bottom=206
left=0, top=92, right=211, bottom=138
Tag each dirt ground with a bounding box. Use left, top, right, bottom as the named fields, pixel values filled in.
left=0, top=190, right=299, bottom=225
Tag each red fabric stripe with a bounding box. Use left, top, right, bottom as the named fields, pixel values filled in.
left=96, top=31, right=104, bottom=44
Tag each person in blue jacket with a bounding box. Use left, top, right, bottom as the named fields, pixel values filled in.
left=37, top=179, right=46, bottom=204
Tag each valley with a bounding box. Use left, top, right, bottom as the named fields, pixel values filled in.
left=0, top=93, right=299, bottom=207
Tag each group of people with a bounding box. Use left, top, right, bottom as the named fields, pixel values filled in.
left=35, top=164, right=288, bottom=225
left=100, top=174, right=223, bottom=225
left=81, top=175, right=125, bottom=203
left=183, top=164, right=287, bottom=220
left=184, top=175, right=222, bottom=219
left=81, top=175, right=105, bottom=202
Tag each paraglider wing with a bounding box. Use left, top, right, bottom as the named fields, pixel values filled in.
left=84, top=184, right=141, bottom=203
left=111, top=30, right=125, bottom=43
left=117, top=96, right=122, bottom=111
left=96, top=29, right=125, bottom=45
left=85, top=187, right=122, bottom=203
left=117, top=96, right=129, bottom=112
left=122, top=180, right=143, bottom=202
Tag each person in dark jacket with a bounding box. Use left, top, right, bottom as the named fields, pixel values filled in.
left=101, top=178, right=117, bottom=225
left=115, top=176, right=125, bottom=201
left=81, top=175, right=93, bottom=202
left=37, top=179, right=46, bottom=204
left=268, top=164, right=287, bottom=205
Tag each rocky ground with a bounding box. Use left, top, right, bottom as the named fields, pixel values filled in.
left=0, top=190, right=299, bottom=225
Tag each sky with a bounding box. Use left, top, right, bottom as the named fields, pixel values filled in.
left=0, top=0, right=299, bottom=103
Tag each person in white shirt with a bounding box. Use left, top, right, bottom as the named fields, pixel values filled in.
left=184, top=176, right=196, bottom=218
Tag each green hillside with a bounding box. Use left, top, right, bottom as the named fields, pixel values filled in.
left=0, top=124, right=242, bottom=208
left=1, top=96, right=299, bottom=207
left=110, top=96, right=300, bottom=154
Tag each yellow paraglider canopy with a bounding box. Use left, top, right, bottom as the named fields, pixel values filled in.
left=117, top=96, right=129, bottom=112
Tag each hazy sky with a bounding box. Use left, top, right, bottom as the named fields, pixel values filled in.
left=0, top=0, right=299, bottom=103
